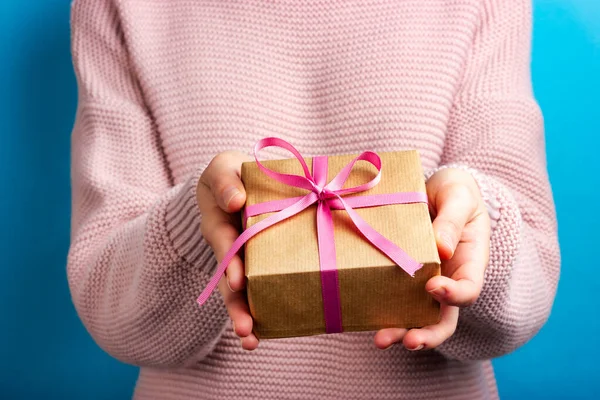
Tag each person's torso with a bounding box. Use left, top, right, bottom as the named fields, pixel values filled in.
left=118, top=0, right=480, bottom=184
left=116, top=1, right=497, bottom=398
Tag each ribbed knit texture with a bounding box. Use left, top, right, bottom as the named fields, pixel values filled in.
left=66, top=1, right=560, bottom=399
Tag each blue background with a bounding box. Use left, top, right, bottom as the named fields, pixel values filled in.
left=1, top=0, right=598, bottom=398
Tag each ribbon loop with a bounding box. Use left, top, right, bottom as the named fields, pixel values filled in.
left=325, top=151, right=382, bottom=194
left=254, top=137, right=317, bottom=192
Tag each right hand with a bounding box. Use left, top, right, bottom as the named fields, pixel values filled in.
left=196, top=151, right=259, bottom=350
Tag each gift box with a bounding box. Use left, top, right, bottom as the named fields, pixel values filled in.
left=239, top=143, right=441, bottom=339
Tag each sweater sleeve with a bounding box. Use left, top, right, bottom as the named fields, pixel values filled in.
left=66, top=0, right=228, bottom=368
left=427, top=0, right=560, bottom=360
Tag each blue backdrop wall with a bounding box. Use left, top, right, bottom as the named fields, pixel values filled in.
left=1, top=1, right=598, bottom=399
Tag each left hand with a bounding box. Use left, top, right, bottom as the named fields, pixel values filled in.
left=374, top=168, right=491, bottom=351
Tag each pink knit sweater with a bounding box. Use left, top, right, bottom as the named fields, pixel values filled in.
left=67, top=0, right=559, bottom=399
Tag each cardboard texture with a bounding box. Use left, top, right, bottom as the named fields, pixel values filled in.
left=241, top=150, right=441, bottom=339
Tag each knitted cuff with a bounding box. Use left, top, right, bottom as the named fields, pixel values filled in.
left=164, top=163, right=210, bottom=266
left=425, top=164, right=511, bottom=230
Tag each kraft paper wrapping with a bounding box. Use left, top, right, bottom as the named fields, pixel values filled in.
left=241, top=150, right=441, bottom=339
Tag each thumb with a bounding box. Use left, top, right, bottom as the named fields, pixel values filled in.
left=431, top=184, right=477, bottom=260
left=201, top=151, right=251, bottom=213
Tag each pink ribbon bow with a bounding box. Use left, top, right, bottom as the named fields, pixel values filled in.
left=197, top=137, right=427, bottom=334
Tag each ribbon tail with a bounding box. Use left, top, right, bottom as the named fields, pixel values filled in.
left=336, top=196, right=423, bottom=277
left=197, top=192, right=318, bottom=306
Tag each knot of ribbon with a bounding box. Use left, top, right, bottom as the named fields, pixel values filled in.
left=197, top=137, right=427, bottom=334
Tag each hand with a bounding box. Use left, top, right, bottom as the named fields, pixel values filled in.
left=374, top=168, right=491, bottom=351
left=196, top=151, right=259, bottom=350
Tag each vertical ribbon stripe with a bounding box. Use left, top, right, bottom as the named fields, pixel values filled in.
left=313, top=156, right=343, bottom=333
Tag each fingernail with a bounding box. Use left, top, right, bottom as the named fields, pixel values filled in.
left=382, top=343, right=396, bottom=351
left=223, top=186, right=241, bottom=208
left=428, top=286, right=447, bottom=298
left=226, top=275, right=235, bottom=292
left=232, top=320, right=238, bottom=336
left=408, top=344, right=424, bottom=351
left=439, top=231, right=454, bottom=250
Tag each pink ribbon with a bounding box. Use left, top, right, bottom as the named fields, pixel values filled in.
left=197, top=137, right=427, bottom=334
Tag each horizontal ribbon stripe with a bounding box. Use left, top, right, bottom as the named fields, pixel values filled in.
left=244, top=192, right=427, bottom=219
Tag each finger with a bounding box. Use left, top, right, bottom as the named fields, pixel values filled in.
left=240, top=333, right=260, bottom=351
left=374, top=328, right=408, bottom=350
left=200, top=151, right=251, bottom=213
left=221, top=284, right=259, bottom=350
left=430, top=184, right=478, bottom=260
left=425, top=274, right=480, bottom=307
left=200, top=205, right=246, bottom=292
left=402, top=304, right=459, bottom=350
left=426, top=214, right=490, bottom=307
left=220, top=281, right=254, bottom=338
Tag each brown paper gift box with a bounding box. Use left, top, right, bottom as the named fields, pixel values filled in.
left=241, top=150, right=441, bottom=339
